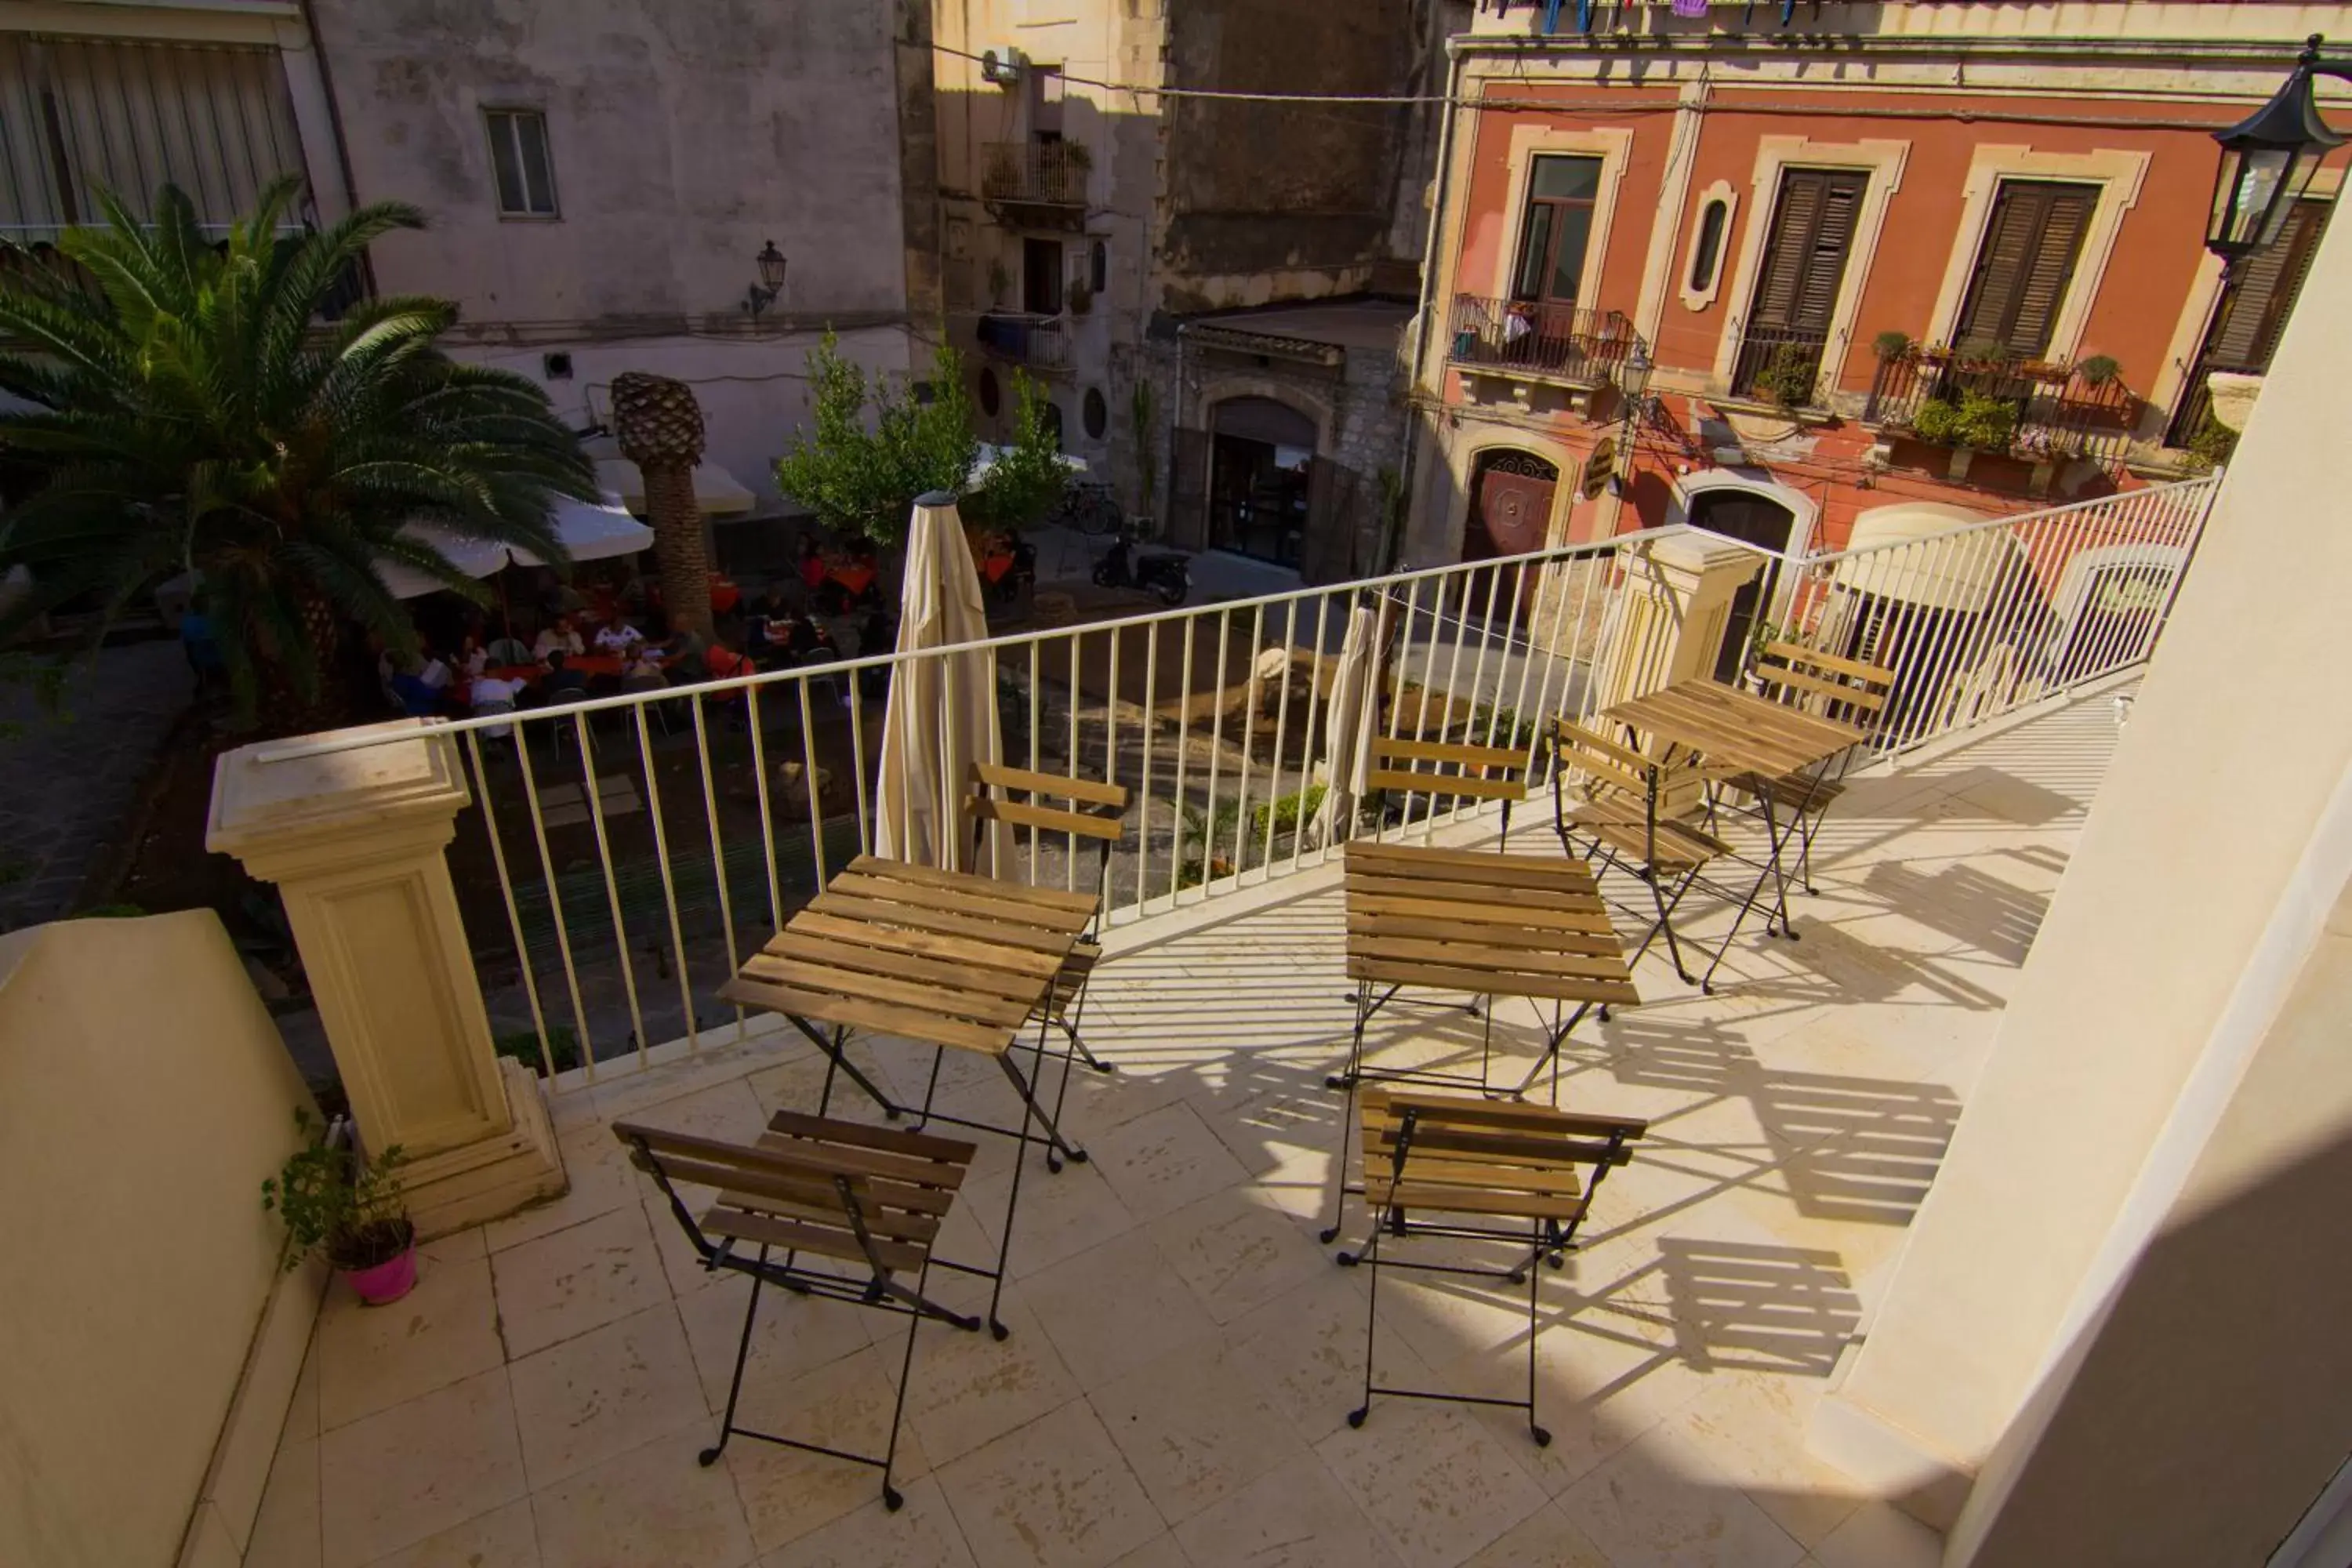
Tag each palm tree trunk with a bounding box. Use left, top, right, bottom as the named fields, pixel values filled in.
left=646, top=463, right=712, bottom=641
left=256, top=584, right=350, bottom=738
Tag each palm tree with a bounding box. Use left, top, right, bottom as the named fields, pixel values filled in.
left=611, top=371, right=713, bottom=643
left=0, top=178, right=597, bottom=730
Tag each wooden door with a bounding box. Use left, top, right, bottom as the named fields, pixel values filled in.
left=1464, top=452, right=1558, bottom=624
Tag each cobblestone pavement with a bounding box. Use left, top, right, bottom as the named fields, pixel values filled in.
left=0, top=640, right=192, bottom=932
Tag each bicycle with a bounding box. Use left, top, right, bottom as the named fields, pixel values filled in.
left=1051, top=480, right=1123, bottom=537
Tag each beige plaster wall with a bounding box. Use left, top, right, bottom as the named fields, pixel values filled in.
left=1813, top=161, right=2352, bottom=1519
left=1955, top=869, right=2352, bottom=1565
left=0, top=912, right=314, bottom=1568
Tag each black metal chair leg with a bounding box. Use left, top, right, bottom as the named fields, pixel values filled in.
left=878, top=1259, right=929, bottom=1512
left=1319, top=982, right=1371, bottom=1246
left=1526, top=1217, right=1551, bottom=1446
left=701, top=1243, right=768, bottom=1466
left=1346, top=1206, right=1385, bottom=1430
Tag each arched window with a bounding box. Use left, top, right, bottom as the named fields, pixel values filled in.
left=978, top=366, right=1001, bottom=418
left=1688, top=196, right=1730, bottom=295
left=1089, top=240, right=1108, bottom=293
left=1040, top=398, right=1064, bottom=450
left=1082, top=387, right=1108, bottom=439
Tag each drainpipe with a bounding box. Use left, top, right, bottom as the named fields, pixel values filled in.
left=1382, top=33, right=1468, bottom=575
left=295, top=0, right=376, bottom=294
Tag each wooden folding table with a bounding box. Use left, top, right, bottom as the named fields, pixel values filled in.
left=1599, top=679, right=1865, bottom=971
left=717, top=853, right=1099, bottom=1334
left=1321, top=838, right=1638, bottom=1243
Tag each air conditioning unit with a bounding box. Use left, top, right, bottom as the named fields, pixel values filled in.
left=980, top=49, right=1022, bottom=86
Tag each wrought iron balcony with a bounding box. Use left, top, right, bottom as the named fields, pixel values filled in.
left=980, top=140, right=1087, bottom=209
left=975, top=312, right=1070, bottom=372
left=1864, top=349, right=2143, bottom=465
left=1727, top=323, right=1832, bottom=408
left=1446, top=295, right=1643, bottom=388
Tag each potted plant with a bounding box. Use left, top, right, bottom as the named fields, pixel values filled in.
left=263, top=1109, right=417, bottom=1305
left=1754, top=342, right=1821, bottom=411
left=2075, top=354, right=2119, bottom=387
left=1872, top=329, right=1915, bottom=363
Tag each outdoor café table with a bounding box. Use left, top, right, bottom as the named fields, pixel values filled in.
left=1321, top=839, right=1638, bottom=1243
left=716, top=854, right=1098, bottom=1334
left=1597, top=677, right=1865, bottom=949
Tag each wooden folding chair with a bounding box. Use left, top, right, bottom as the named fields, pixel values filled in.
left=962, top=762, right=1131, bottom=1163
left=1717, top=642, right=1894, bottom=897
left=1335, top=1089, right=1646, bottom=1445
left=1365, top=736, right=1531, bottom=845
left=1551, top=718, right=1736, bottom=993
left=616, top=1111, right=985, bottom=1512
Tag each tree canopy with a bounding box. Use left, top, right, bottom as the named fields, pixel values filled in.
left=773, top=333, right=1067, bottom=544
left=0, top=178, right=597, bottom=722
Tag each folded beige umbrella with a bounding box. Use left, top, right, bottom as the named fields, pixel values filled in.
left=873, top=492, right=1004, bottom=871
left=1314, top=601, right=1381, bottom=845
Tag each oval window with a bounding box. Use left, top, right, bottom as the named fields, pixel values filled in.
left=1082, top=387, right=1108, bottom=440
left=978, top=365, right=1001, bottom=418
left=1041, top=398, right=1065, bottom=450
left=1688, top=198, right=1729, bottom=294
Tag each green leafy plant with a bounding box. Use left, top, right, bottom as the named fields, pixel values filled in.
left=1911, top=390, right=2017, bottom=452
left=1955, top=336, right=2006, bottom=365
left=494, top=1024, right=582, bottom=1076
left=2074, top=354, right=2120, bottom=387
left=1753, top=343, right=1820, bottom=410
left=0, top=180, right=596, bottom=732
left=2186, top=408, right=2238, bottom=470
left=1131, top=380, right=1157, bottom=522
left=986, top=260, right=1011, bottom=307
left=1871, top=330, right=1915, bottom=363
left=774, top=333, right=1063, bottom=544
left=262, top=1109, right=412, bottom=1273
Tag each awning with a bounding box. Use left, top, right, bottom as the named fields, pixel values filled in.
left=376, top=524, right=512, bottom=600
left=1830, top=502, right=2013, bottom=614
left=967, top=444, right=1088, bottom=488
left=595, top=457, right=759, bottom=517
left=510, top=494, right=655, bottom=567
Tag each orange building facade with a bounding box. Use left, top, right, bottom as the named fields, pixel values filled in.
left=1402, top=2, right=2352, bottom=573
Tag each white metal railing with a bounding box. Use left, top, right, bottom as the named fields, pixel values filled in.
left=271, top=480, right=2216, bottom=1091
left=277, top=532, right=1667, bottom=1090
left=1762, top=473, right=2222, bottom=757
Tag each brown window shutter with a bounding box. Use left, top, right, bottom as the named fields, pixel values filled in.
left=1794, top=175, right=1864, bottom=330
left=1955, top=180, right=2094, bottom=358
left=1749, top=168, right=1865, bottom=332
left=2007, top=186, right=2092, bottom=357
left=2210, top=199, right=2328, bottom=368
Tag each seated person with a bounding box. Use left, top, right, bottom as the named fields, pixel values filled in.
left=470, top=668, right=530, bottom=740
left=543, top=649, right=590, bottom=699
left=619, top=648, right=668, bottom=692
left=594, top=616, right=648, bottom=657
left=388, top=653, right=447, bottom=718
left=456, top=632, right=488, bottom=681
left=415, top=641, right=454, bottom=695
left=534, top=614, right=586, bottom=662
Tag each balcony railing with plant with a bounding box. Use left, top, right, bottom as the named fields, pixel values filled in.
left=1864, top=336, right=2142, bottom=464
left=980, top=140, right=1089, bottom=206
left=1446, top=295, right=1643, bottom=387
left=1728, top=323, right=1832, bottom=408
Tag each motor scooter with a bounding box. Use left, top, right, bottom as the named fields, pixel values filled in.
left=1092, top=529, right=1190, bottom=606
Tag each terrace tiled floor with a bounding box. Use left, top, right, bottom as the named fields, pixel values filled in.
left=246, top=691, right=2127, bottom=1568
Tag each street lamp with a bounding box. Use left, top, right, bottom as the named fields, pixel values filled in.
left=1617, top=340, right=1654, bottom=408
left=2207, top=35, right=2347, bottom=273
left=744, top=239, right=787, bottom=321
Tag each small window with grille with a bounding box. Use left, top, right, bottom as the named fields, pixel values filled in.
left=485, top=109, right=559, bottom=218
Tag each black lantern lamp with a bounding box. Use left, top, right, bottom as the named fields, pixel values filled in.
left=2208, top=36, right=2347, bottom=273
left=744, top=239, right=787, bottom=321
left=1617, top=339, right=1654, bottom=405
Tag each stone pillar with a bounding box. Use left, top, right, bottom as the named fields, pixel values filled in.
left=208, top=719, right=564, bottom=1237
left=1589, top=531, right=1763, bottom=713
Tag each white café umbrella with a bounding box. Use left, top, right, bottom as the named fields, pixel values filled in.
left=873, top=492, right=1003, bottom=871
left=375, top=524, right=512, bottom=600
left=1313, top=602, right=1381, bottom=844
left=509, top=492, right=657, bottom=567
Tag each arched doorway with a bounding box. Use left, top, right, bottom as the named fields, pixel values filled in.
left=1208, top=396, right=1316, bottom=565
left=1464, top=449, right=1560, bottom=622
left=1678, top=475, right=1807, bottom=680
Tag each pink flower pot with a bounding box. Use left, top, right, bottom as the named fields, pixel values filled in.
left=345, top=1243, right=418, bottom=1305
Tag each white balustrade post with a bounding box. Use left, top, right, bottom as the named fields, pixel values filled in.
left=208, top=719, right=566, bottom=1236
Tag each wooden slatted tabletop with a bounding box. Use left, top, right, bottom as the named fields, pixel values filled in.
left=1602, top=678, right=1864, bottom=780
left=717, top=855, right=1098, bottom=1057
left=1343, top=840, right=1639, bottom=1008
left=1358, top=1087, right=1647, bottom=1225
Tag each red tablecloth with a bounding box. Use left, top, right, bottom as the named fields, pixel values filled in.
left=829, top=564, right=877, bottom=598
left=711, top=577, right=742, bottom=615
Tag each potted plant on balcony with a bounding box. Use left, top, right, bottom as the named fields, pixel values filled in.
left=1873, top=330, right=1916, bottom=363
left=1911, top=390, right=2017, bottom=454
left=2075, top=354, right=2119, bottom=388
left=1755, top=342, right=1821, bottom=411
left=263, top=1109, right=416, bottom=1305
